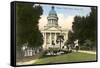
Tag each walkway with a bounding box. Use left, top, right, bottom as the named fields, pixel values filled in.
left=16, top=59, right=38, bottom=65
left=78, top=50, right=96, bottom=54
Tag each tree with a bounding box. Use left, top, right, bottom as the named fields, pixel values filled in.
left=87, top=7, right=97, bottom=41
left=67, top=30, right=75, bottom=44
left=16, top=3, right=43, bottom=47
left=68, top=7, right=97, bottom=50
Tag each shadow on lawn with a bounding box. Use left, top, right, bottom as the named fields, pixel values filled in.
left=39, top=51, right=72, bottom=59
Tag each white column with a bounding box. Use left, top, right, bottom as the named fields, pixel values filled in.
left=45, top=33, right=46, bottom=45
left=55, top=33, right=56, bottom=45
left=43, top=33, right=45, bottom=45
left=44, top=32, right=45, bottom=46
left=45, top=32, right=47, bottom=49
left=50, top=32, right=52, bottom=45
left=43, top=32, right=44, bottom=37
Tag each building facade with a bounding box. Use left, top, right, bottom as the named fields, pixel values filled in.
left=40, top=6, right=68, bottom=50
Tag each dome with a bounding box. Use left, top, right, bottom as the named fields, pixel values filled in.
left=47, top=6, right=59, bottom=27
left=48, top=6, right=57, bottom=16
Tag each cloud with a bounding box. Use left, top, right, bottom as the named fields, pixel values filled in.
left=58, top=14, right=74, bottom=30
left=39, top=14, right=74, bottom=30
left=38, top=15, right=47, bottom=29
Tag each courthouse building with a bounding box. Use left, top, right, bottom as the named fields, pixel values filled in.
left=40, top=6, right=69, bottom=49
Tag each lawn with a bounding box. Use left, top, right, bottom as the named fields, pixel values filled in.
left=34, top=52, right=96, bottom=64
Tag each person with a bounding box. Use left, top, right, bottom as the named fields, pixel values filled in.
left=52, top=40, right=55, bottom=45
left=74, top=40, right=79, bottom=52
left=75, top=46, right=79, bottom=52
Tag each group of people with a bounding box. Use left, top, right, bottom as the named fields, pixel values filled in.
left=51, top=39, right=80, bottom=52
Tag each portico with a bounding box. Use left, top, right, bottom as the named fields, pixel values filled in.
left=40, top=6, right=68, bottom=49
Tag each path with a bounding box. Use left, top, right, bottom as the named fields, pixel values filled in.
left=78, top=50, right=96, bottom=54
left=16, top=59, right=38, bottom=65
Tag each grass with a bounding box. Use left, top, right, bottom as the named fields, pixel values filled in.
left=34, top=52, right=96, bottom=64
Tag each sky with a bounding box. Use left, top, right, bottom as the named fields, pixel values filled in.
left=38, top=4, right=91, bottom=30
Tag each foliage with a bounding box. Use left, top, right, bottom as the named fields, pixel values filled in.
left=67, top=7, right=97, bottom=50
left=16, top=3, right=43, bottom=47
left=67, top=30, right=75, bottom=44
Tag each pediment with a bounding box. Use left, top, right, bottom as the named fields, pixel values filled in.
left=44, top=26, right=61, bottom=31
